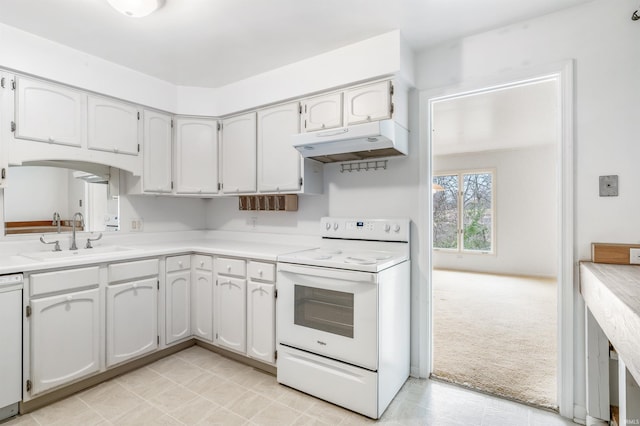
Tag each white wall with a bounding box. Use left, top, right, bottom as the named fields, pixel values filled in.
left=433, top=145, right=558, bottom=277
left=0, top=23, right=177, bottom=112
left=211, top=30, right=411, bottom=116
left=3, top=166, right=70, bottom=221
left=416, top=0, right=640, bottom=417
left=118, top=194, right=208, bottom=233
left=178, top=30, right=413, bottom=116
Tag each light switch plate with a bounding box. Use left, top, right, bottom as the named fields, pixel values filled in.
left=599, top=175, right=618, bottom=197
left=630, top=248, right=640, bottom=264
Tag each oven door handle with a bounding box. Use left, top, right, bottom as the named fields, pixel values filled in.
left=277, top=263, right=377, bottom=284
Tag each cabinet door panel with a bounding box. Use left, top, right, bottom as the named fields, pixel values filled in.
left=0, top=71, right=9, bottom=188
left=221, top=112, right=256, bottom=194
left=143, top=111, right=173, bottom=193
left=247, top=281, right=275, bottom=363
left=345, top=81, right=392, bottom=125
left=257, top=102, right=301, bottom=193
left=192, top=269, right=213, bottom=342
left=215, top=276, right=246, bottom=353
left=15, top=77, right=84, bottom=147
left=175, top=118, right=219, bottom=194
left=106, top=278, right=158, bottom=367
left=166, top=270, right=191, bottom=345
left=303, top=92, right=342, bottom=132
left=88, top=96, right=140, bottom=155
left=30, top=288, right=100, bottom=395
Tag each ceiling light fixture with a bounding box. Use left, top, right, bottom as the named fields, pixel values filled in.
left=106, top=0, right=164, bottom=18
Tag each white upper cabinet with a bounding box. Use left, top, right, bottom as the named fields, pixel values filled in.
left=257, top=102, right=301, bottom=193
left=302, top=92, right=343, bottom=132
left=142, top=110, right=173, bottom=193
left=345, top=80, right=393, bottom=125
left=220, top=112, right=256, bottom=194
left=14, top=76, right=85, bottom=147
left=175, top=117, right=219, bottom=195
left=87, top=95, right=140, bottom=156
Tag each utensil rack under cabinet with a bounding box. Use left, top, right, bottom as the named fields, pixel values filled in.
left=239, top=195, right=298, bottom=211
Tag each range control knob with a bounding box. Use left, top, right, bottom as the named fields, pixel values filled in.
left=384, top=224, right=391, bottom=232
left=325, top=222, right=331, bottom=230
left=333, top=222, right=339, bottom=230
left=393, top=224, right=401, bottom=233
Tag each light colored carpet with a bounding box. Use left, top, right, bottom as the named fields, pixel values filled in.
left=432, top=269, right=557, bottom=409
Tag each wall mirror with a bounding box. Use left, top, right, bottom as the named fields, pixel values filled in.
left=3, top=162, right=120, bottom=236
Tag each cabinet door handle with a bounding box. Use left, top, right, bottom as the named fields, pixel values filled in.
left=178, top=261, right=183, bottom=268
left=66, top=295, right=73, bottom=302
left=258, top=270, right=263, bottom=277
left=200, top=261, right=205, bottom=267
left=48, top=137, right=55, bottom=143
left=133, top=283, right=138, bottom=289
left=114, top=148, right=119, bottom=153
left=227, top=265, right=231, bottom=272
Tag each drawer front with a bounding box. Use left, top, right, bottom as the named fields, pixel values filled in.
left=166, top=255, right=191, bottom=272
left=193, top=254, right=213, bottom=271
left=214, top=257, right=246, bottom=277
left=248, top=261, right=275, bottom=282
left=108, top=259, right=159, bottom=284
left=30, top=266, right=100, bottom=297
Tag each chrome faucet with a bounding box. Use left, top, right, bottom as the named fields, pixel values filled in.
left=70, top=212, right=84, bottom=251
left=52, top=212, right=61, bottom=233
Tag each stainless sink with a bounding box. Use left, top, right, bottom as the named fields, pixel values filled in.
left=20, top=245, right=135, bottom=261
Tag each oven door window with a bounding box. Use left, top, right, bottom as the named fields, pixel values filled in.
left=294, top=285, right=354, bottom=338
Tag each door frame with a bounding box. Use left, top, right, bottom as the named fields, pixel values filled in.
left=417, top=60, right=575, bottom=419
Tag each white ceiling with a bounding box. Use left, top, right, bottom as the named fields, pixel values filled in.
left=0, top=0, right=594, bottom=88
left=432, top=79, right=560, bottom=155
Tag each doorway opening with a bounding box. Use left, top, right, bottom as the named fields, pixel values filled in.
left=429, top=77, right=560, bottom=408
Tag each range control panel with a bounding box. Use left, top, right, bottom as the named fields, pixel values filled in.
left=320, top=217, right=410, bottom=242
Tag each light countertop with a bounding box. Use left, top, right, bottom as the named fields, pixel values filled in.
left=0, top=232, right=318, bottom=275
left=580, top=262, right=640, bottom=385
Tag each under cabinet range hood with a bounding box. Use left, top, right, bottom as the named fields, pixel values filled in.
left=292, top=120, right=408, bottom=163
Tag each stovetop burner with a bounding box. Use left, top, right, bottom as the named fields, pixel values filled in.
left=277, top=217, right=410, bottom=273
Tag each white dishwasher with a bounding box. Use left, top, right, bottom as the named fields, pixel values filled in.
left=0, top=273, right=23, bottom=421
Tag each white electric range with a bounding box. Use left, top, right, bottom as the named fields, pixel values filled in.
left=276, top=217, right=411, bottom=419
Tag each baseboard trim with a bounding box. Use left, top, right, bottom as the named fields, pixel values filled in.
left=194, top=340, right=276, bottom=375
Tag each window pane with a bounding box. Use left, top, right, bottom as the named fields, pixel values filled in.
left=433, top=175, right=459, bottom=249
left=462, top=173, right=492, bottom=251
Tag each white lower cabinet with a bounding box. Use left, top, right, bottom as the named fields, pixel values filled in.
left=29, top=287, right=100, bottom=396
left=192, top=255, right=214, bottom=342
left=165, top=255, right=191, bottom=345
left=106, top=259, right=159, bottom=367
left=246, top=261, right=276, bottom=364
left=214, top=256, right=247, bottom=353
left=247, top=281, right=275, bottom=363
left=215, top=277, right=247, bottom=353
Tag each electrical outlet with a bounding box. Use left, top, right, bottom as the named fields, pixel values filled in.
left=130, top=218, right=143, bottom=232
left=630, top=248, right=640, bottom=264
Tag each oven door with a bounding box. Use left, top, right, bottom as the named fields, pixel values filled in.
left=277, top=263, right=378, bottom=370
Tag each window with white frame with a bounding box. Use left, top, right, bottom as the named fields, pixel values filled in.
left=433, top=170, right=494, bottom=253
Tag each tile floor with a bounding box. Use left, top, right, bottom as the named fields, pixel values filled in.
left=4, top=345, right=577, bottom=425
